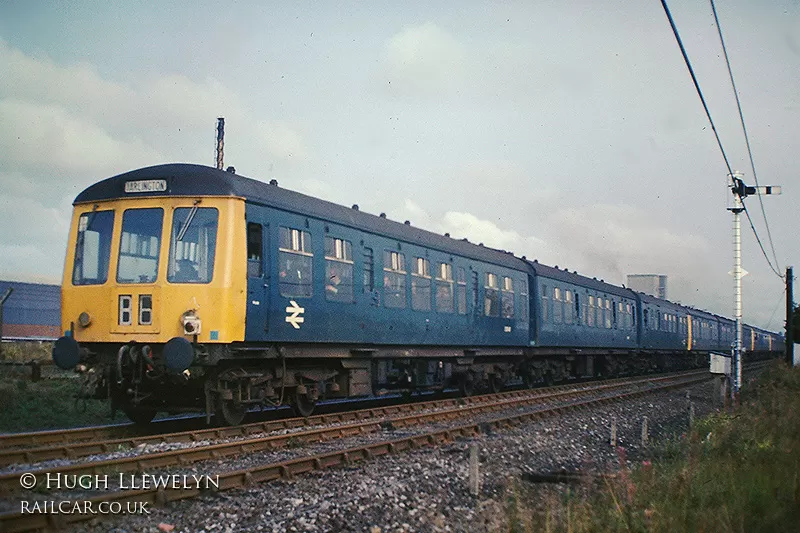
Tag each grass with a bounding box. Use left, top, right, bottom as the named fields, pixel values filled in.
left=0, top=341, right=131, bottom=432
left=0, top=375, right=129, bottom=432
left=503, top=361, right=800, bottom=533
left=0, top=341, right=53, bottom=363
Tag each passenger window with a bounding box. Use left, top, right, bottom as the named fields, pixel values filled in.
left=484, top=273, right=499, bottom=317
left=541, top=284, right=549, bottom=323
left=324, top=236, right=354, bottom=303
left=436, top=262, right=454, bottom=313
left=588, top=295, right=595, bottom=327
left=456, top=267, right=467, bottom=315
left=73, top=210, right=114, bottom=285
left=553, top=287, right=562, bottom=324
left=564, top=290, right=573, bottom=324
left=247, top=223, right=262, bottom=278
left=363, top=248, right=374, bottom=292
left=605, top=299, right=612, bottom=329
left=519, top=278, right=528, bottom=322
left=118, top=208, right=164, bottom=284
left=168, top=207, right=218, bottom=284
left=574, top=293, right=581, bottom=325
left=501, top=276, right=514, bottom=319
left=278, top=226, right=313, bottom=297
left=383, top=250, right=406, bottom=308
left=412, top=257, right=431, bottom=311
left=470, top=270, right=479, bottom=315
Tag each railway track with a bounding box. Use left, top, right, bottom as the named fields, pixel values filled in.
left=0, top=366, right=717, bottom=453
left=0, top=368, right=718, bottom=532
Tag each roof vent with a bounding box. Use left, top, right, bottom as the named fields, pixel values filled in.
left=352, top=204, right=359, bottom=211
left=226, top=166, right=236, bottom=173
left=269, top=179, right=278, bottom=186
left=554, top=265, right=558, bottom=269
left=379, top=213, right=386, bottom=218
left=521, top=255, right=526, bottom=260
left=404, top=220, right=411, bottom=225
left=479, top=243, right=484, bottom=247
left=444, top=232, right=450, bottom=237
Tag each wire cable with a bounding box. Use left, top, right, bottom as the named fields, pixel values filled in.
left=659, top=0, right=734, bottom=176
left=660, top=0, right=783, bottom=278
left=709, top=0, right=782, bottom=272
left=743, top=204, right=783, bottom=278
left=763, top=285, right=787, bottom=331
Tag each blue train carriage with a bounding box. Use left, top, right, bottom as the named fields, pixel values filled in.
left=242, top=173, right=532, bottom=404
left=55, top=163, right=534, bottom=423
left=747, top=324, right=781, bottom=358
left=685, top=307, right=721, bottom=357
left=633, top=292, right=705, bottom=372
left=526, top=261, right=638, bottom=382
left=716, top=314, right=736, bottom=353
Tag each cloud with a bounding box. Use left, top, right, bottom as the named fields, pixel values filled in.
left=0, top=99, right=164, bottom=179
left=381, top=22, right=466, bottom=96
left=0, top=40, right=311, bottom=179
left=389, top=200, right=546, bottom=260
left=541, top=203, right=727, bottom=309
left=0, top=40, right=315, bottom=283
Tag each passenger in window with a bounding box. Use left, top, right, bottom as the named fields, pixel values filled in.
left=174, top=259, right=199, bottom=282
left=327, top=272, right=341, bottom=295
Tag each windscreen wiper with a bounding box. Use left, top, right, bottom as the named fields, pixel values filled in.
left=176, top=203, right=200, bottom=241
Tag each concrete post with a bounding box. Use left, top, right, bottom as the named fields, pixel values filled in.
left=641, top=416, right=649, bottom=447
left=469, top=444, right=479, bottom=496
left=610, top=417, right=617, bottom=447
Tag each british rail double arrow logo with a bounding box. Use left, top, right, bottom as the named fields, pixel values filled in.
left=285, top=300, right=305, bottom=329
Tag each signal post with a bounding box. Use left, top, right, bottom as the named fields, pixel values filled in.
left=728, top=173, right=781, bottom=397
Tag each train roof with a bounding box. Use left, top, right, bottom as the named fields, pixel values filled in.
left=75, top=163, right=529, bottom=272
left=636, top=292, right=691, bottom=312
left=684, top=307, right=722, bottom=321
left=526, top=261, right=633, bottom=299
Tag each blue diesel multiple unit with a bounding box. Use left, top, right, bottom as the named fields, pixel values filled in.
left=52, top=164, right=784, bottom=423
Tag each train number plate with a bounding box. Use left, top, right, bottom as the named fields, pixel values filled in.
left=124, top=179, right=167, bottom=193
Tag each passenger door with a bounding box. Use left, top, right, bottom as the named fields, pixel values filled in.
left=245, top=219, right=270, bottom=341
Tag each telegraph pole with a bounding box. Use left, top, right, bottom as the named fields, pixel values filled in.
left=216, top=117, right=225, bottom=170
left=788, top=267, right=794, bottom=366
left=728, top=173, right=781, bottom=396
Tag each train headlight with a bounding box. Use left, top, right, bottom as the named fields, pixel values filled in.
left=78, top=311, right=92, bottom=328
left=182, top=312, right=202, bottom=336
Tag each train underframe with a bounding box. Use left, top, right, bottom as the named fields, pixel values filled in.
left=72, top=341, right=720, bottom=425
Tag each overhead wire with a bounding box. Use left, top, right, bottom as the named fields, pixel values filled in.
left=763, top=284, right=787, bottom=331
left=659, top=0, right=783, bottom=279
left=709, top=0, right=782, bottom=274
left=659, top=0, right=734, bottom=176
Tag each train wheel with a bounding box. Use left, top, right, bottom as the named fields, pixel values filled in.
left=489, top=375, right=503, bottom=394
left=458, top=374, right=475, bottom=397
left=216, top=398, right=247, bottom=426
left=522, top=372, right=536, bottom=389
left=122, top=405, right=157, bottom=425
left=293, top=389, right=316, bottom=417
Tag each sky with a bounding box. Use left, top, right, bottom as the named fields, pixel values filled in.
left=0, top=0, right=798, bottom=331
